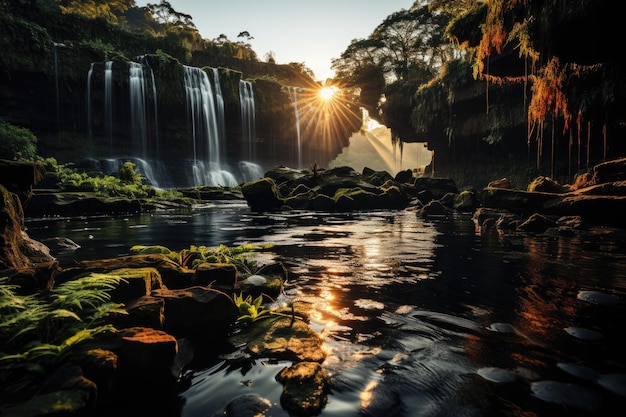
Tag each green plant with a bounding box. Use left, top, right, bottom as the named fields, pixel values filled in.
left=0, top=274, right=127, bottom=382
left=130, top=243, right=274, bottom=271
left=119, top=161, right=142, bottom=184
left=232, top=292, right=304, bottom=327
left=0, top=118, right=37, bottom=160
left=234, top=293, right=271, bottom=323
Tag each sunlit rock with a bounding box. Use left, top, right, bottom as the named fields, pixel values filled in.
left=275, top=361, right=329, bottom=416
left=118, top=327, right=178, bottom=386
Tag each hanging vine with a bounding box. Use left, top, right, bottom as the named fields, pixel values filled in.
left=527, top=56, right=570, bottom=169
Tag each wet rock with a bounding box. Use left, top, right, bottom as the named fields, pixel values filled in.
left=592, top=156, right=626, bottom=183
left=110, top=295, right=165, bottom=329
left=3, top=260, right=58, bottom=294
left=487, top=177, right=513, bottom=189
left=517, top=213, right=557, bottom=233
left=214, top=393, right=272, bottom=417
left=0, top=364, right=97, bottom=417
left=108, top=267, right=164, bottom=302
left=70, top=348, right=118, bottom=404
left=151, top=286, right=236, bottom=340
left=25, top=191, right=143, bottom=216
left=1, top=184, right=54, bottom=270
left=235, top=315, right=326, bottom=363
left=527, top=176, right=569, bottom=193
left=119, top=327, right=178, bottom=381
left=416, top=200, right=450, bottom=217
left=412, top=176, right=459, bottom=198
left=192, top=262, right=237, bottom=289
left=70, top=254, right=196, bottom=289
left=453, top=189, right=478, bottom=212
left=275, top=361, right=329, bottom=416
left=241, top=177, right=283, bottom=212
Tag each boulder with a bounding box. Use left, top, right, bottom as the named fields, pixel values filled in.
left=151, top=286, right=236, bottom=340
left=276, top=361, right=329, bottom=417
left=1, top=184, right=54, bottom=270
left=118, top=327, right=178, bottom=381
left=0, top=364, right=97, bottom=417
left=240, top=177, right=283, bottom=211
left=65, top=254, right=195, bottom=289
left=0, top=159, right=46, bottom=205
left=192, top=262, right=237, bottom=290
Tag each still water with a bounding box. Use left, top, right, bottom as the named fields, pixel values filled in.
left=25, top=201, right=626, bottom=416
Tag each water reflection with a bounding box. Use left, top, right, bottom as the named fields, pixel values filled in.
left=24, top=205, right=626, bottom=417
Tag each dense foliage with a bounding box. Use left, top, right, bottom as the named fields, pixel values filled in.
left=0, top=120, right=37, bottom=160
left=331, top=0, right=624, bottom=182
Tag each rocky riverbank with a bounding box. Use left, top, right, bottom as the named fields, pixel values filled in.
left=2, top=157, right=626, bottom=416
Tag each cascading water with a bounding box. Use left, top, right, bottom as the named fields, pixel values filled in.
left=129, top=61, right=165, bottom=187
left=104, top=61, right=113, bottom=153
left=212, top=68, right=226, bottom=147
left=86, top=62, right=94, bottom=143
left=182, top=65, right=237, bottom=187
left=238, top=80, right=263, bottom=182
left=288, top=86, right=302, bottom=168
left=129, top=62, right=148, bottom=159
left=239, top=80, right=256, bottom=161
left=147, top=60, right=160, bottom=160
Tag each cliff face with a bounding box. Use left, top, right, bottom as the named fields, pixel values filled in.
left=381, top=0, right=626, bottom=189
left=0, top=7, right=361, bottom=187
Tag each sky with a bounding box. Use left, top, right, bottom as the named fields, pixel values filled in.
left=134, top=0, right=415, bottom=81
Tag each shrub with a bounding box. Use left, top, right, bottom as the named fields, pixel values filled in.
left=0, top=119, right=37, bottom=160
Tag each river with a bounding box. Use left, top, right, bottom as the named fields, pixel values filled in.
left=24, top=201, right=626, bottom=416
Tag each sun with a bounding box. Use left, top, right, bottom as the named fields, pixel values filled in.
left=319, top=86, right=338, bottom=101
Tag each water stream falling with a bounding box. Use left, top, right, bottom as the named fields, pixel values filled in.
left=212, top=68, right=226, bottom=148
left=239, top=80, right=256, bottom=162
left=129, top=62, right=148, bottom=160
left=86, top=62, right=94, bottom=143
left=104, top=60, right=113, bottom=154
left=182, top=65, right=237, bottom=187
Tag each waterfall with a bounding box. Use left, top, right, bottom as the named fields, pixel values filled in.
left=183, top=65, right=236, bottom=186
left=212, top=68, right=226, bottom=147
left=129, top=62, right=148, bottom=159
left=288, top=86, right=302, bottom=168
left=239, top=80, right=256, bottom=161
left=86, top=62, right=94, bottom=143
left=104, top=61, right=113, bottom=154
left=147, top=60, right=160, bottom=160
left=129, top=60, right=165, bottom=187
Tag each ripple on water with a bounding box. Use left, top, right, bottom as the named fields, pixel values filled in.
left=596, top=373, right=626, bottom=398
left=577, top=290, right=621, bottom=306
left=530, top=380, right=603, bottom=412
left=564, top=326, right=604, bottom=340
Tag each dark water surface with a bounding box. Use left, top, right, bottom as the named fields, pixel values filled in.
left=25, top=201, right=626, bottom=416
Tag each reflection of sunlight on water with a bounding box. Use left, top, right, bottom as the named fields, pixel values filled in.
left=360, top=379, right=379, bottom=409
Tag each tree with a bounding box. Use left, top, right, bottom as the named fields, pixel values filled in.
left=332, top=2, right=452, bottom=117
left=264, top=51, right=276, bottom=64
left=146, top=0, right=195, bottom=29
left=54, top=0, right=135, bottom=25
